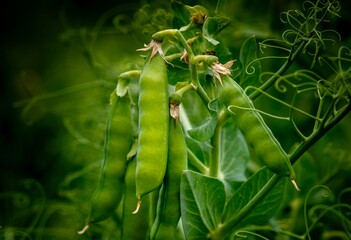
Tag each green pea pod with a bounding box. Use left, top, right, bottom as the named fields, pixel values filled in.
left=219, top=75, right=299, bottom=191
left=78, top=93, right=134, bottom=234
left=151, top=117, right=188, bottom=240
left=134, top=53, right=169, bottom=211
left=121, top=158, right=150, bottom=240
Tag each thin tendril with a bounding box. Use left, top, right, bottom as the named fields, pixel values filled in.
left=337, top=188, right=351, bottom=238
left=259, top=39, right=292, bottom=53
left=289, top=93, right=309, bottom=140
left=233, top=230, right=270, bottom=240
left=246, top=86, right=322, bottom=121
left=19, top=179, right=46, bottom=240
left=227, top=105, right=290, bottom=121
left=303, top=185, right=333, bottom=240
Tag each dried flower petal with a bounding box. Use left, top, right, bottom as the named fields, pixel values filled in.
left=170, top=103, right=180, bottom=120
left=137, top=39, right=164, bottom=60
left=180, top=49, right=189, bottom=64
left=211, top=60, right=236, bottom=85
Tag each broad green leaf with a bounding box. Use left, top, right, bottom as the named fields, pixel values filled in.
left=185, top=136, right=210, bottom=173
left=239, top=36, right=261, bottom=90
left=181, top=90, right=211, bottom=127
left=187, top=115, right=217, bottom=142
left=219, top=118, right=249, bottom=199
left=181, top=170, right=226, bottom=239
left=223, top=167, right=285, bottom=230
left=203, top=16, right=231, bottom=46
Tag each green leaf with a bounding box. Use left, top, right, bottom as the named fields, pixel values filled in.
left=222, top=167, right=285, bottom=230
left=185, top=135, right=210, bottom=172
left=116, top=78, right=129, bottom=97
left=171, top=1, right=190, bottom=29
left=187, top=115, right=217, bottom=142
left=203, top=16, right=231, bottom=46
left=191, top=37, right=216, bottom=56
left=219, top=118, right=249, bottom=199
left=184, top=5, right=209, bottom=20
left=208, top=99, right=219, bottom=112
left=181, top=170, right=226, bottom=239
left=213, top=41, right=234, bottom=64
left=168, top=67, right=190, bottom=86
left=239, top=36, right=261, bottom=89
left=181, top=90, right=211, bottom=127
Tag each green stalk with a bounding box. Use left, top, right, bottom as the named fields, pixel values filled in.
left=165, top=53, right=184, bottom=62
left=187, top=149, right=209, bottom=175
left=209, top=122, right=221, bottom=178
left=249, top=40, right=307, bottom=101
left=153, top=29, right=194, bottom=59
left=175, top=83, right=196, bottom=96
left=290, top=101, right=351, bottom=165
left=189, top=63, right=211, bottom=106
left=209, top=110, right=228, bottom=177
left=118, top=70, right=141, bottom=79
left=153, top=29, right=211, bottom=106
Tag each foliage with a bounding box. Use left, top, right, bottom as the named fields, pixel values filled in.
left=2, top=0, right=351, bottom=239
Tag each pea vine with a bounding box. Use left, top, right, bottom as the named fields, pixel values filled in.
left=9, top=0, right=351, bottom=239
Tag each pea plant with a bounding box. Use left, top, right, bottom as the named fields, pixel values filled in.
left=11, top=0, right=351, bottom=239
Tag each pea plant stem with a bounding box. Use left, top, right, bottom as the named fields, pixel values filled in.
left=153, top=29, right=211, bottom=106
left=209, top=123, right=221, bottom=177
left=249, top=39, right=308, bottom=101
left=175, top=83, right=196, bottom=96
left=118, top=70, right=141, bottom=79
left=190, top=63, right=211, bottom=106
left=172, top=30, right=212, bottom=106
left=187, top=149, right=209, bottom=175
left=290, top=100, right=351, bottom=165
left=165, top=53, right=184, bottom=62
left=209, top=110, right=228, bottom=177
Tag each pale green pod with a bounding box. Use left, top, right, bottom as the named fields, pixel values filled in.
left=219, top=75, right=299, bottom=191
left=135, top=53, right=170, bottom=210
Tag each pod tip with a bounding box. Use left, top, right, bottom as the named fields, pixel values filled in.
left=132, top=199, right=141, bottom=214
left=291, top=179, right=301, bottom=192
left=78, top=224, right=89, bottom=235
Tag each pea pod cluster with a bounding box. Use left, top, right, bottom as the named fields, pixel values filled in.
left=78, top=91, right=134, bottom=234
left=219, top=75, right=299, bottom=191
left=134, top=52, right=170, bottom=211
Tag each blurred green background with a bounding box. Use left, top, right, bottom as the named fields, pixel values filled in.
left=1, top=0, right=350, bottom=239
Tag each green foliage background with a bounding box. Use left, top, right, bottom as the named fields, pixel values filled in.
left=1, top=0, right=351, bottom=239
